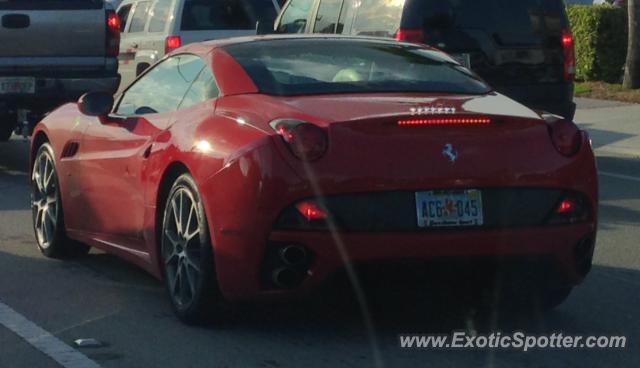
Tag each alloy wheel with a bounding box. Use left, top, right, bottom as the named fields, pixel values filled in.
left=162, top=188, right=203, bottom=308
left=32, top=149, right=59, bottom=249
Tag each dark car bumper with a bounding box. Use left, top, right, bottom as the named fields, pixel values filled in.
left=0, top=75, right=120, bottom=113
left=495, top=83, right=576, bottom=120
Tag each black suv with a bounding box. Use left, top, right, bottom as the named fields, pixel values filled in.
left=274, top=0, right=576, bottom=119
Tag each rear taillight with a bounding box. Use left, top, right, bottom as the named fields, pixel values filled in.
left=271, top=119, right=328, bottom=161
left=556, top=198, right=579, bottom=214
left=106, top=10, right=120, bottom=57
left=561, top=29, right=575, bottom=82
left=395, top=28, right=424, bottom=43
left=295, top=200, right=328, bottom=221
left=165, top=36, right=182, bottom=54
left=546, top=118, right=582, bottom=157
left=548, top=194, right=590, bottom=225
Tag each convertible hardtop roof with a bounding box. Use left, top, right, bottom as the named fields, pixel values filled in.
left=175, top=34, right=419, bottom=56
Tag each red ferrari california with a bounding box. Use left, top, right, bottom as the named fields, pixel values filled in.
left=30, top=35, right=597, bottom=323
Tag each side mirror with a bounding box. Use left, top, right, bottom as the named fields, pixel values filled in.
left=78, top=92, right=114, bottom=118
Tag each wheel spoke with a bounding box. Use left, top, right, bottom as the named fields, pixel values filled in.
left=164, top=229, right=180, bottom=246
left=179, top=191, right=185, bottom=235
left=179, top=264, right=190, bottom=302
left=33, top=160, right=44, bottom=195
left=165, top=253, right=179, bottom=266
left=41, top=158, right=49, bottom=192
left=171, top=265, right=181, bottom=298
left=185, top=255, right=201, bottom=274
left=163, top=247, right=179, bottom=266
left=184, top=228, right=200, bottom=244
left=41, top=210, right=51, bottom=245
left=44, top=159, right=54, bottom=194
left=185, top=204, right=194, bottom=234
left=35, top=207, right=44, bottom=234
left=184, top=264, right=197, bottom=298
left=171, top=197, right=182, bottom=235
left=45, top=208, right=54, bottom=231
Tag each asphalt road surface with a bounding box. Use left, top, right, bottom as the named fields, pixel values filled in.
left=0, top=98, right=638, bottom=368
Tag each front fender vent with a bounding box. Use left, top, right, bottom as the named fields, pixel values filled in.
left=60, top=141, right=79, bottom=159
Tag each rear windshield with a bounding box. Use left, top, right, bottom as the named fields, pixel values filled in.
left=224, top=39, right=491, bottom=96
left=180, top=0, right=277, bottom=31
left=0, top=0, right=102, bottom=10
left=402, top=0, right=568, bottom=46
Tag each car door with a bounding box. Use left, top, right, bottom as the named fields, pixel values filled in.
left=74, top=54, right=206, bottom=251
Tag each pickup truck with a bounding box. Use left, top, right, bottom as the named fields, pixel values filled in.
left=0, top=0, right=120, bottom=140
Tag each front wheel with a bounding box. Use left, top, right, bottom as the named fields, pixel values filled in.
left=161, top=174, right=221, bottom=324
left=31, top=143, right=90, bottom=257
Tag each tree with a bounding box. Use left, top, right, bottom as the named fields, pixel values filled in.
left=623, top=0, right=640, bottom=88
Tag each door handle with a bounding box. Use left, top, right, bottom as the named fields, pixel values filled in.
left=2, top=14, right=30, bottom=29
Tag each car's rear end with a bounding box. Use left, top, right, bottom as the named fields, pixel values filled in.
left=395, top=0, right=576, bottom=119
left=262, top=96, right=596, bottom=292
left=206, top=38, right=596, bottom=301
left=0, top=0, right=120, bottom=136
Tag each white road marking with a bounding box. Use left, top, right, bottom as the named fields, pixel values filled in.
left=600, top=171, right=640, bottom=183
left=0, top=301, right=101, bottom=368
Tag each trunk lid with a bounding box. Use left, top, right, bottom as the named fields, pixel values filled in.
left=258, top=93, right=564, bottom=191
left=0, top=0, right=106, bottom=57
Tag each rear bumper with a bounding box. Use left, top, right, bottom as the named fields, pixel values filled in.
left=200, top=133, right=598, bottom=302
left=267, top=223, right=596, bottom=288
left=494, top=83, right=575, bottom=120
left=0, top=75, right=120, bottom=110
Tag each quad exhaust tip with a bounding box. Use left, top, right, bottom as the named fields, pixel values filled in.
left=271, top=267, right=304, bottom=289
left=279, top=244, right=308, bottom=266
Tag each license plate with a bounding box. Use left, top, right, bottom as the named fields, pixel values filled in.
left=451, top=53, right=471, bottom=69
left=416, top=190, right=483, bottom=228
left=0, top=77, right=35, bottom=94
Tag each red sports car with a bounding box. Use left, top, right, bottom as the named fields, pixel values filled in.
left=30, top=35, right=597, bottom=323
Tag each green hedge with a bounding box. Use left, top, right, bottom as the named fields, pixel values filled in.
left=567, top=5, right=627, bottom=83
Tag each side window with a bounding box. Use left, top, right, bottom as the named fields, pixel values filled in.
left=350, top=0, right=403, bottom=37
left=179, top=67, right=219, bottom=109
left=116, top=54, right=205, bottom=115
left=117, top=4, right=133, bottom=32
left=277, top=0, right=313, bottom=33
left=148, top=0, right=171, bottom=32
left=313, top=0, right=342, bottom=34
left=336, top=0, right=354, bottom=34
left=129, top=1, right=151, bottom=33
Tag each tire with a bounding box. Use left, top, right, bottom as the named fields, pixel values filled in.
left=538, top=286, right=573, bottom=311
left=161, top=174, right=221, bottom=324
left=31, top=143, right=90, bottom=258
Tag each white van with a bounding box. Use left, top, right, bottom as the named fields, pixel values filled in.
left=116, top=0, right=279, bottom=92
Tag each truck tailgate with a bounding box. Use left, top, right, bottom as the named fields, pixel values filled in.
left=0, top=0, right=106, bottom=57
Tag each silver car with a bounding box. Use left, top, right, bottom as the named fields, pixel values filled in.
left=116, top=0, right=279, bottom=92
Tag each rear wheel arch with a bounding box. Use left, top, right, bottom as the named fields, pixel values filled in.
left=31, top=131, right=50, bottom=168
left=156, top=161, right=191, bottom=221
left=155, top=162, right=191, bottom=265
